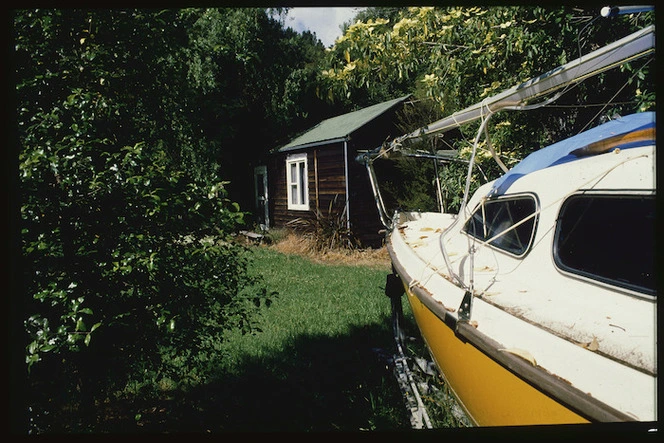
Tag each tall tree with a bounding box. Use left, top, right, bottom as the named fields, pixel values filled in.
left=14, top=9, right=276, bottom=432
left=181, top=8, right=334, bottom=213
left=317, top=6, right=654, bottom=210
left=321, top=6, right=654, bottom=114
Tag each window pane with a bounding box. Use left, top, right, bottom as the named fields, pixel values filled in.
left=554, top=194, right=655, bottom=295
left=286, top=154, right=308, bottom=210
left=464, top=196, right=537, bottom=255
left=299, top=162, right=306, bottom=205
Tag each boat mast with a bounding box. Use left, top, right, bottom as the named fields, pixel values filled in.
left=358, top=20, right=654, bottom=229
left=601, top=5, right=654, bottom=17
left=387, top=24, right=655, bottom=149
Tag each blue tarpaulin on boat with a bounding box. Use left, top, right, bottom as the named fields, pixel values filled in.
left=490, top=112, right=655, bottom=196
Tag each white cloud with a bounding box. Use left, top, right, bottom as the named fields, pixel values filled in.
left=285, top=7, right=364, bottom=47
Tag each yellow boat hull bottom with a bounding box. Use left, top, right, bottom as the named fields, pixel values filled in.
left=405, top=286, right=589, bottom=426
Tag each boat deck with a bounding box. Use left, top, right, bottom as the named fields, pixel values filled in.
left=389, top=145, right=656, bottom=421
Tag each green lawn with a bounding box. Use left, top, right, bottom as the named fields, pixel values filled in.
left=209, top=246, right=412, bottom=431
left=88, top=245, right=465, bottom=432
left=222, top=247, right=396, bottom=363
left=113, top=246, right=412, bottom=432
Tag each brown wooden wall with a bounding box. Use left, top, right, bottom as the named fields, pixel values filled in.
left=269, top=143, right=386, bottom=247
left=345, top=108, right=402, bottom=247
left=347, top=160, right=384, bottom=247
left=268, top=102, right=404, bottom=247
left=270, top=143, right=347, bottom=229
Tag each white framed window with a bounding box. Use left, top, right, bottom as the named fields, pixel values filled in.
left=286, top=153, right=309, bottom=211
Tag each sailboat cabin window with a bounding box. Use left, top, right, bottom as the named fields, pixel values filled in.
left=286, top=153, right=309, bottom=211
left=463, top=195, right=538, bottom=256
left=554, top=193, right=655, bottom=296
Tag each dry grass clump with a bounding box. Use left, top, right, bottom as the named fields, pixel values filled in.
left=268, top=232, right=391, bottom=271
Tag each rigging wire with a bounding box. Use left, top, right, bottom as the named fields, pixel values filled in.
left=365, top=8, right=653, bottom=240
left=436, top=105, right=496, bottom=291
left=576, top=56, right=654, bottom=134
left=431, top=47, right=653, bottom=298
left=577, top=14, right=602, bottom=59
left=544, top=100, right=644, bottom=108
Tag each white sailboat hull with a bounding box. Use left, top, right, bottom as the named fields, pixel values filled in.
left=388, top=135, right=656, bottom=424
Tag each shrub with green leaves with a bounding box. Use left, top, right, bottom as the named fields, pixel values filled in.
left=318, top=6, right=655, bottom=213
left=286, top=195, right=357, bottom=251
left=20, top=134, right=255, bottom=366
left=15, top=10, right=273, bottom=425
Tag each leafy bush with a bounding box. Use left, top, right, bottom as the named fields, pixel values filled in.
left=19, top=115, right=273, bottom=415
left=286, top=195, right=358, bottom=251
left=14, top=9, right=274, bottom=431
left=319, top=6, right=655, bottom=213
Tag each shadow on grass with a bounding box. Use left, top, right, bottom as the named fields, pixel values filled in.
left=96, top=320, right=412, bottom=433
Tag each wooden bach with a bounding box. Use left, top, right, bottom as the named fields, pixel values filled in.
left=266, top=95, right=411, bottom=247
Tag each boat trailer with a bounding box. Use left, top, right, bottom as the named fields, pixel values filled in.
left=384, top=273, right=433, bottom=429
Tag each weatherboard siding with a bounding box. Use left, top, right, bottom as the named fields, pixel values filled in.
left=270, top=141, right=384, bottom=247
left=271, top=145, right=347, bottom=229
left=269, top=95, right=409, bottom=247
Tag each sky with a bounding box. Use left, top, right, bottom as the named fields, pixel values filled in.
left=284, top=7, right=366, bottom=48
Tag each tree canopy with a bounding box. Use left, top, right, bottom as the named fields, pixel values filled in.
left=13, top=8, right=327, bottom=432
left=320, top=6, right=654, bottom=114
left=317, top=6, right=654, bottom=210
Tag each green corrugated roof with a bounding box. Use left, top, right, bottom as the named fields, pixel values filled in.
left=278, top=95, right=411, bottom=152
